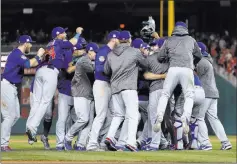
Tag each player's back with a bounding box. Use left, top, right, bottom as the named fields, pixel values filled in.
left=161, top=26, right=198, bottom=69
left=107, top=43, right=146, bottom=94
left=196, top=57, right=219, bottom=98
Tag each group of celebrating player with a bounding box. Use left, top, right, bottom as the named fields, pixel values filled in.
left=1, top=21, right=232, bottom=152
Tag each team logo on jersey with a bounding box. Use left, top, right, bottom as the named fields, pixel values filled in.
left=99, top=56, right=105, bottom=62
left=21, top=55, right=27, bottom=60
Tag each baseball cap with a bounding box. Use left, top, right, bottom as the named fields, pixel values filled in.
left=140, top=43, right=150, bottom=49
left=74, top=42, right=85, bottom=50
left=175, top=21, right=187, bottom=29
left=118, top=30, right=132, bottom=40
left=197, top=42, right=207, bottom=53
left=78, top=37, right=87, bottom=46
left=18, top=35, right=35, bottom=44
left=86, top=42, right=99, bottom=52
left=131, top=38, right=144, bottom=49
left=107, top=30, right=120, bottom=40
left=51, top=27, right=68, bottom=39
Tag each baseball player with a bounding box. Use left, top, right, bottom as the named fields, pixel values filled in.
left=196, top=42, right=232, bottom=150
left=26, top=27, right=83, bottom=143
left=170, top=73, right=205, bottom=150
left=86, top=31, right=120, bottom=151
left=71, top=42, right=99, bottom=151
left=64, top=42, right=96, bottom=151
left=1, top=35, right=45, bottom=151
left=55, top=37, right=86, bottom=151
left=28, top=55, right=54, bottom=149
left=131, top=38, right=152, bottom=149
left=104, top=30, right=148, bottom=152
left=153, top=22, right=202, bottom=134
left=115, top=40, right=151, bottom=151
left=142, top=40, right=169, bottom=151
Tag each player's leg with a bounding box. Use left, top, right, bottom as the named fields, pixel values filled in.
left=26, top=67, right=58, bottom=138
left=189, top=87, right=205, bottom=150
left=56, top=94, right=73, bottom=150
left=87, top=81, right=111, bottom=150
left=105, top=93, right=125, bottom=151
left=197, top=98, right=212, bottom=150
left=75, top=101, right=95, bottom=151
left=179, top=68, right=194, bottom=134
left=154, top=68, right=179, bottom=132
left=122, top=90, right=139, bottom=151
left=115, top=119, right=128, bottom=151
left=143, top=90, right=162, bottom=151
left=64, top=97, right=91, bottom=150
left=206, top=99, right=232, bottom=150
left=1, top=81, right=20, bottom=151
left=40, top=98, right=53, bottom=150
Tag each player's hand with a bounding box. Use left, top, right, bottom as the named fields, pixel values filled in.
left=151, top=32, right=159, bottom=39
left=37, top=48, right=46, bottom=58
left=76, top=27, right=83, bottom=34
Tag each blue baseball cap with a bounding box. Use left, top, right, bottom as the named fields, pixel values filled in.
left=51, top=27, right=68, bottom=39
left=18, top=35, right=35, bottom=44
left=118, top=30, right=132, bottom=40
left=107, top=30, right=120, bottom=40
left=74, top=42, right=85, bottom=50
left=131, top=38, right=144, bottom=49
left=140, top=43, right=150, bottom=49
left=78, top=37, right=87, bottom=45
left=175, top=21, right=187, bottom=29
left=86, top=42, right=99, bottom=52
left=197, top=42, right=207, bottom=53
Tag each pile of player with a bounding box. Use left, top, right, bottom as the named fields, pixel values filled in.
left=1, top=21, right=232, bottom=152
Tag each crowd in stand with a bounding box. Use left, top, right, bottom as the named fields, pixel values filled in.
left=2, top=29, right=237, bottom=77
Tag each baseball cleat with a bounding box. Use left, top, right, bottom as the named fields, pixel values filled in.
left=1, top=146, right=12, bottom=152
left=28, top=139, right=34, bottom=145
left=181, top=117, right=189, bottom=134
left=125, top=144, right=138, bottom=152
left=115, top=146, right=130, bottom=151
left=159, top=143, right=169, bottom=150
left=41, top=135, right=50, bottom=150
left=142, top=145, right=158, bottom=151
left=56, top=146, right=64, bottom=151
left=104, top=138, right=117, bottom=151
left=64, top=138, right=72, bottom=151
left=74, top=145, right=86, bottom=151
left=220, top=143, right=232, bottom=150
left=199, top=145, right=212, bottom=151
left=26, top=129, right=37, bottom=144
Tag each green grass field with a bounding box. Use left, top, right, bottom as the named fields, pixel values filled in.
left=2, top=135, right=236, bottom=163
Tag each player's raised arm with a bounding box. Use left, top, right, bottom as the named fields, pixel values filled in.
left=68, top=27, right=83, bottom=46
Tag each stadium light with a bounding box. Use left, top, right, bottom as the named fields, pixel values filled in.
left=23, top=8, right=33, bottom=14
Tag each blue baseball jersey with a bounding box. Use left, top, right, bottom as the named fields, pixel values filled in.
left=48, top=39, right=73, bottom=70
left=138, top=70, right=149, bottom=101
left=94, top=45, right=111, bottom=82
left=57, top=48, right=74, bottom=96
left=2, top=48, right=30, bottom=84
